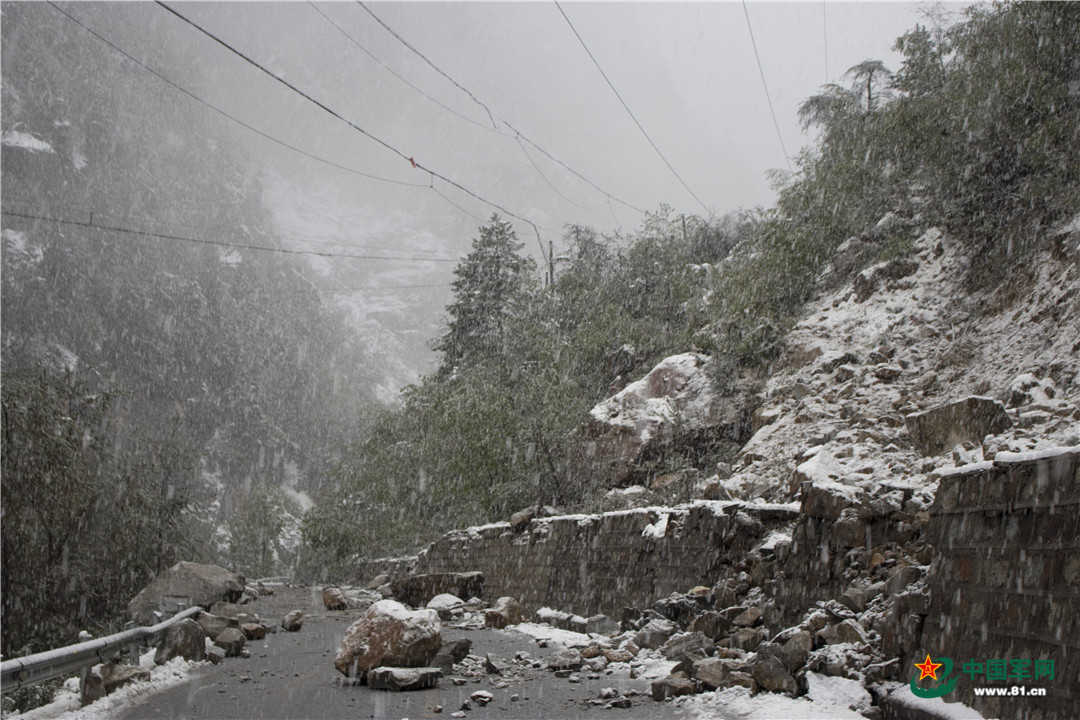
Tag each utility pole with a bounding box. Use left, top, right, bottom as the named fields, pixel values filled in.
left=548, top=240, right=554, bottom=289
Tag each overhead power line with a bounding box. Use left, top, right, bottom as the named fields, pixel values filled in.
left=156, top=1, right=554, bottom=266
left=356, top=1, right=499, bottom=130
left=554, top=0, right=710, bottom=214
left=741, top=1, right=793, bottom=173
left=2, top=208, right=462, bottom=262
left=309, top=2, right=507, bottom=137
left=356, top=2, right=645, bottom=217
left=46, top=1, right=429, bottom=191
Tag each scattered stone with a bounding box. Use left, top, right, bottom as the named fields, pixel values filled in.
left=196, top=612, right=240, bottom=641
left=817, top=619, right=869, bottom=646
left=366, top=574, right=390, bottom=591
left=334, top=600, right=442, bottom=678
left=509, top=506, right=536, bottom=531
left=874, top=365, right=903, bottom=381
left=213, top=627, right=247, bottom=658
left=322, top=587, right=349, bottom=611
left=470, top=690, right=494, bottom=707
left=602, top=647, right=634, bottom=664
left=650, top=675, right=694, bottom=701
left=427, top=594, right=465, bottom=621
left=368, top=666, right=442, bottom=691
left=634, top=618, right=677, bottom=650
left=484, top=597, right=523, bottom=629
left=451, top=677, right=468, bottom=686
left=155, top=618, right=206, bottom=665
left=689, top=611, right=728, bottom=640
left=732, top=607, right=762, bottom=627
left=510, top=693, right=520, bottom=702
left=839, top=587, right=868, bottom=614
left=128, top=561, right=245, bottom=625
left=752, top=655, right=798, bottom=695
left=451, top=712, right=466, bottom=718
left=100, top=663, right=151, bottom=695
left=209, top=602, right=247, bottom=620
left=775, top=630, right=813, bottom=673
left=905, top=396, right=1012, bottom=457
left=606, top=697, right=632, bottom=709
left=241, top=623, right=266, bottom=641
left=661, top=631, right=714, bottom=660
left=729, top=627, right=765, bottom=651
left=483, top=653, right=511, bottom=676
left=546, top=648, right=583, bottom=672
left=692, top=657, right=730, bottom=690
left=432, top=638, right=472, bottom=674
left=281, top=610, right=303, bottom=632
left=600, top=687, right=618, bottom=699
left=205, top=645, right=225, bottom=664
left=885, top=565, right=923, bottom=596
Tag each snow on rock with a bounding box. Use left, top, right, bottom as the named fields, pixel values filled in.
left=676, top=684, right=867, bottom=719
left=718, top=223, right=1080, bottom=503
left=510, top=621, right=595, bottom=648
left=12, top=651, right=198, bottom=720
left=641, top=512, right=669, bottom=539
left=2, top=129, right=55, bottom=153
left=334, top=599, right=442, bottom=678
left=879, top=681, right=985, bottom=719
left=586, top=352, right=743, bottom=485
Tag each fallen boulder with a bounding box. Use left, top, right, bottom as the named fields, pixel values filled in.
left=282, top=610, right=303, bottom=632
left=427, top=593, right=465, bottom=621
left=390, top=572, right=484, bottom=607
left=323, top=587, right=349, bottom=610
left=635, top=618, right=678, bottom=650
left=128, top=562, right=244, bottom=625
left=650, top=675, right=695, bottom=701
left=431, top=638, right=472, bottom=674
left=484, top=596, right=523, bottom=629
left=585, top=353, right=752, bottom=486
left=154, top=618, right=206, bottom=665
left=752, top=655, right=799, bottom=695
left=334, top=600, right=442, bottom=679
left=214, top=627, right=247, bottom=657
left=196, top=612, right=239, bottom=641
left=241, top=623, right=267, bottom=641
left=905, top=396, right=1012, bottom=457
left=368, top=666, right=442, bottom=691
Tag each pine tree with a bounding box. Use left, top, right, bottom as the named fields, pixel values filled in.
left=435, top=215, right=536, bottom=374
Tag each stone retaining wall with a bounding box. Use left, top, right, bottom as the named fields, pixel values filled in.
left=920, top=447, right=1079, bottom=720
left=412, top=502, right=799, bottom=619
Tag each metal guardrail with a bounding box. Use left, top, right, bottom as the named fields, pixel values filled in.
left=0, top=605, right=203, bottom=695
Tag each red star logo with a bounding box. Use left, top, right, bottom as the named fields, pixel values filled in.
left=914, top=654, right=943, bottom=681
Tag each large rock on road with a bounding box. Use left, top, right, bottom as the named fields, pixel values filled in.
left=128, top=562, right=245, bottom=625
left=334, top=599, right=442, bottom=679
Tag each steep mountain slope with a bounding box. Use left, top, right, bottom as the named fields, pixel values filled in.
left=719, top=217, right=1080, bottom=502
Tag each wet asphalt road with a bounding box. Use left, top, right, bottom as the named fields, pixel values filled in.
left=117, top=588, right=704, bottom=720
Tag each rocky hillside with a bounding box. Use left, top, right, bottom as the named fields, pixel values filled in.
left=714, top=217, right=1080, bottom=505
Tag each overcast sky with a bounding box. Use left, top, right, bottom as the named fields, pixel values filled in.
left=16, top=1, right=969, bottom=381
left=121, top=2, right=962, bottom=257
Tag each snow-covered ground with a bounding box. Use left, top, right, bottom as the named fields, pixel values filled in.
left=6, top=649, right=200, bottom=720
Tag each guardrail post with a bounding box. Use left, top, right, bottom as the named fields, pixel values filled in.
left=77, top=631, right=92, bottom=698
left=124, top=622, right=140, bottom=666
